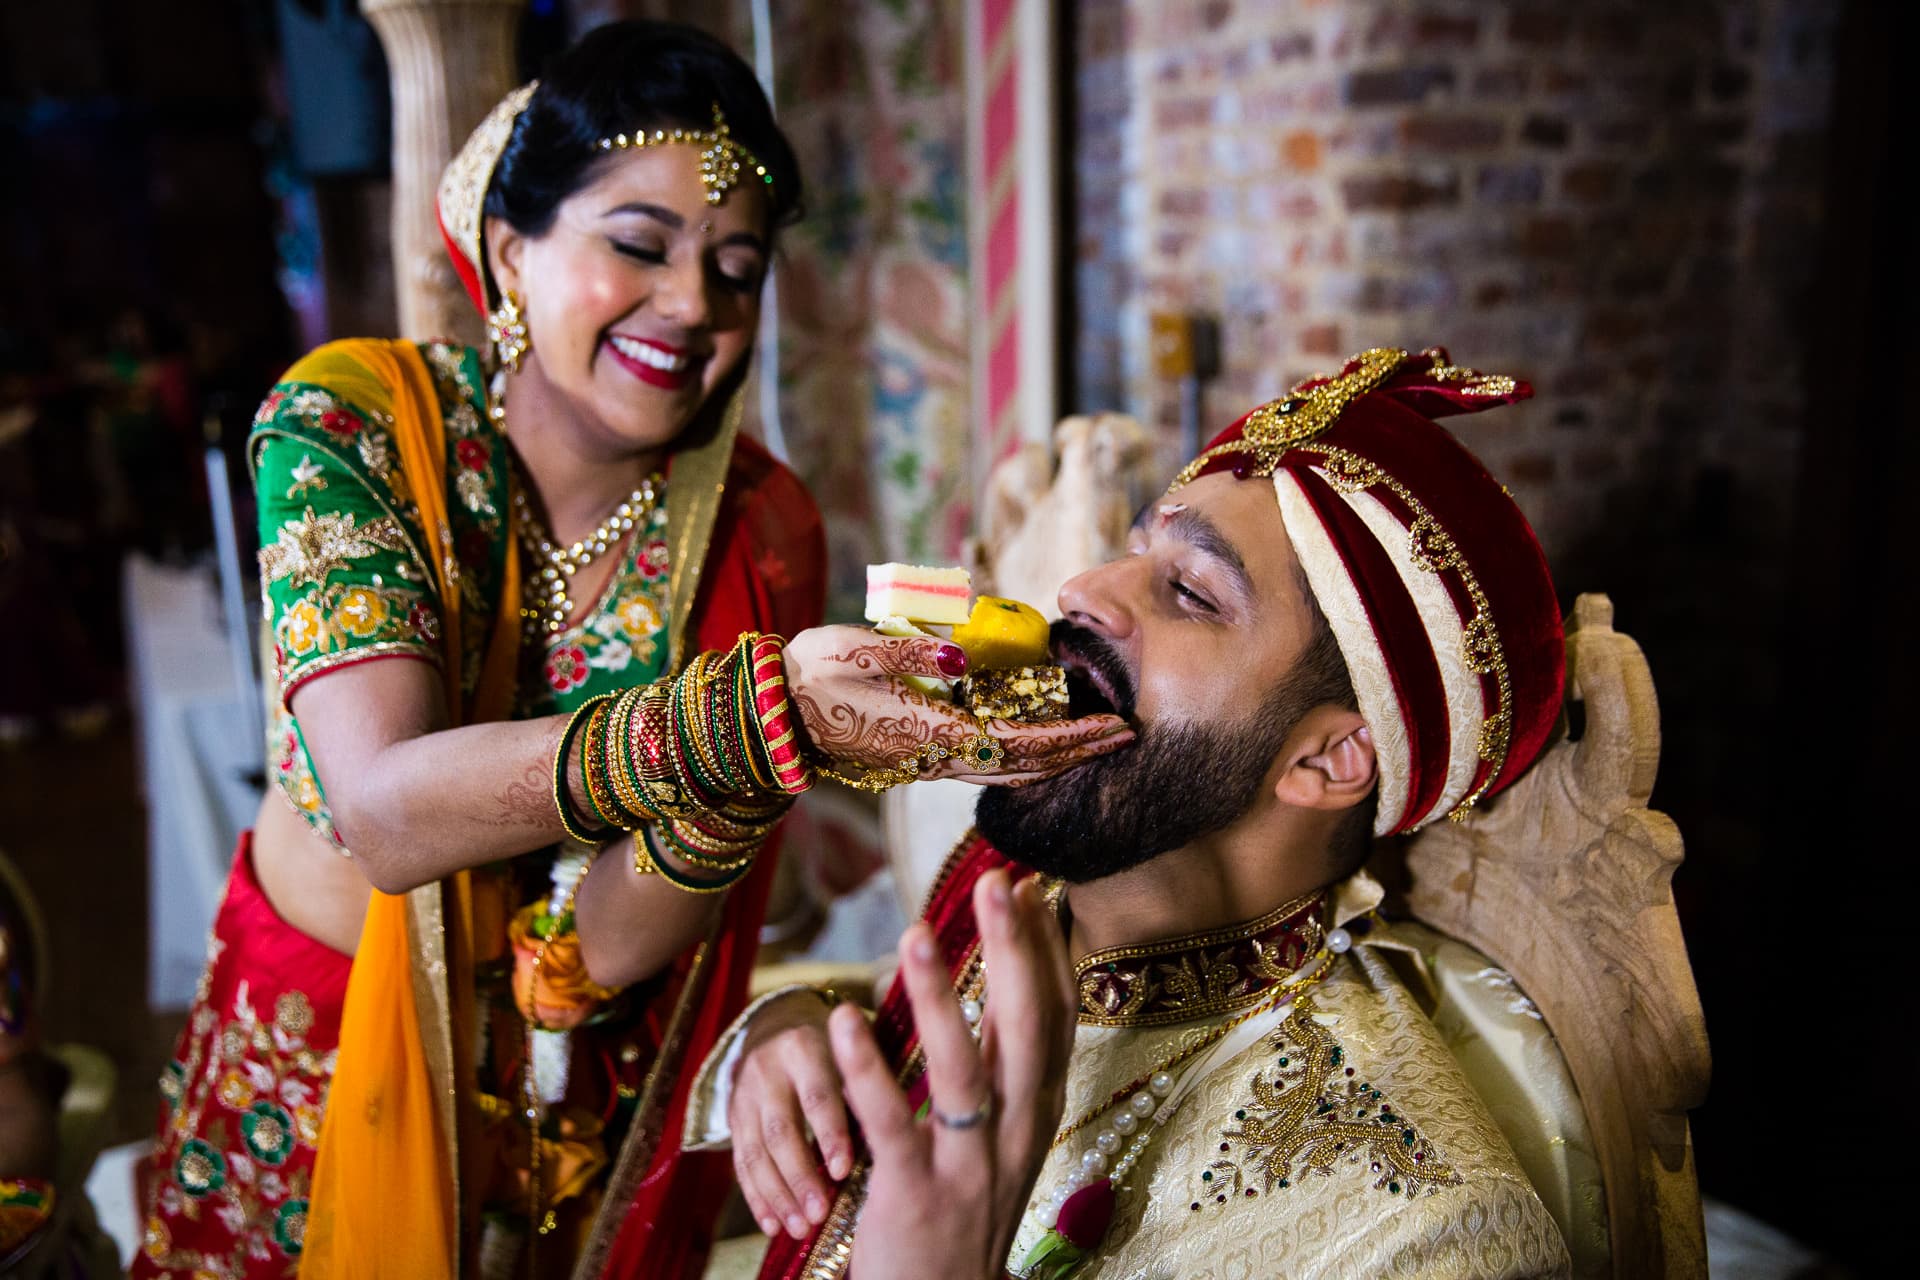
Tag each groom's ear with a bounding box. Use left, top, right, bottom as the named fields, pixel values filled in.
left=1273, top=711, right=1376, bottom=813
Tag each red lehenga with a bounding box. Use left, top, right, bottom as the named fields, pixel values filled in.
left=134, top=337, right=825, bottom=1279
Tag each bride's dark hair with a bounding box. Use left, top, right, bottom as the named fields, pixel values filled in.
left=485, top=20, right=803, bottom=240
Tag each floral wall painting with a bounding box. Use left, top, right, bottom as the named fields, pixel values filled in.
left=768, top=0, right=976, bottom=623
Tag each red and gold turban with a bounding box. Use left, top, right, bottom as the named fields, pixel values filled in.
left=1171, top=347, right=1563, bottom=836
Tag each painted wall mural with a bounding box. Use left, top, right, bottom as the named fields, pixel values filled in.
left=768, top=0, right=973, bottom=622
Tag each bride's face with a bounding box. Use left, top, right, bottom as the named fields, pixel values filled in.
left=487, top=142, right=770, bottom=453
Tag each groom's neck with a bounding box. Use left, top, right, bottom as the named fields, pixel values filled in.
left=1060, top=813, right=1334, bottom=963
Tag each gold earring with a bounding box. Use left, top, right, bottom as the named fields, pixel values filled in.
left=487, top=290, right=530, bottom=374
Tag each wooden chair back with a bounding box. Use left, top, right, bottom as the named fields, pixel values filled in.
left=1398, top=594, right=1710, bottom=1278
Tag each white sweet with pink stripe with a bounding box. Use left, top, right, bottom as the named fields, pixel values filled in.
left=863, top=563, right=974, bottom=625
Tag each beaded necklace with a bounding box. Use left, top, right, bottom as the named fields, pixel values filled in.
left=511, top=479, right=660, bottom=639
left=490, top=371, right=663, bottom=640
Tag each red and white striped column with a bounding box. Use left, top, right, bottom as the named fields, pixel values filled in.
left=966, top=0, right=1060, bottom=496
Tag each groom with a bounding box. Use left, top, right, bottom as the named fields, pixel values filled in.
left=692, top=348, right=1574, bottom=1279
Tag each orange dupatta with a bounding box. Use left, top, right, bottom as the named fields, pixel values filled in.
left=300, top=339, right=522, bottom=1279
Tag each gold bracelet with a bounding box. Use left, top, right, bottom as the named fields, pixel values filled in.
left=605, top=687, right=661, bottom=825
left=553, top=694, right=618, bottom=841
left=636, top=825, right=753, bottom=895
left=581, top=701, right=629, bottom=830
left=818, top=730, right=1007, bottom=794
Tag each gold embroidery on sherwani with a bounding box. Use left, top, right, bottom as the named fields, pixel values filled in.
left=1074, top=888, right=1323, bottom=1028
left=1005, top=944, right=1571, bottom=1279
left=1195, top=996, right=1459, bottom=1211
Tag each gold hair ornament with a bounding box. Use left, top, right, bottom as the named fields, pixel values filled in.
left=595, top=105, right=773, bottom=206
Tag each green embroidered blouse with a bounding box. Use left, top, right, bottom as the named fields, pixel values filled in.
left=249, top=341, right=673, bottom=850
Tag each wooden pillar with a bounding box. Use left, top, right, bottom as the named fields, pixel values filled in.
left=363, top=0, right=526, bottom=343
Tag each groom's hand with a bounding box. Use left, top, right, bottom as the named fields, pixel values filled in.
left=833, top=869, right=1076, bottom=1280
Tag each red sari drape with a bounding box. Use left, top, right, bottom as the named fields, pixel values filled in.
left=589, top=433, right=827, bottom=1278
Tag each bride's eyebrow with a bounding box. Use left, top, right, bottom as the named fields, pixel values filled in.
left=603, top=200, right=681, bottom=227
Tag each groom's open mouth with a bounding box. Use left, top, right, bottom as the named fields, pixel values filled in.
left=1052, top=626, right=1135, bottom=724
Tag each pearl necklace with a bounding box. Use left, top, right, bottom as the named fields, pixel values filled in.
left=511, top=477, right=660, bottom=639
left=491, top=371, right=664, bottom=640
left=1026, top=948, right=1335, bottom=1234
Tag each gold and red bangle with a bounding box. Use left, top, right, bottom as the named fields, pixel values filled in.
left=629, top=686, right=676, bottom=789
left=603, top=687, right=662, bottom=827
left=669, top=665, right=726, bottom=809
left=675, top=655, right=728, bottom=805
left=704, top=651, right=754, bottom=794
left=660, top=809, right=768, bottom=864
left=660, top=824, right=761, bottom=872
left=671, top=807, right=777, bottom=853
left=581, top=699, right=627, bottom=829
left=748, top=634, right=812, bottom=794
left=687, top=652, right=746, bottom=795
left=639, top=823, right=755, bottom=895
left=731, top=639, right=778, bottom=790
left=616, top=686, right=685, bottom=823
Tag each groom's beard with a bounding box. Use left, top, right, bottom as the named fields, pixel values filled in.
left=975, top=628, right=1308, bottom=884
left=975, top=713, right=1287, bottom=883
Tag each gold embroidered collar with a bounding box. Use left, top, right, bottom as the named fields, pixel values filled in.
left=1070, top=889, right=1327, bottom=1028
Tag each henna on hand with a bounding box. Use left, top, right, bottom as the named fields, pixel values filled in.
left=481, top=717, right=568, bottom=828
left=785, top=624, right=1134, bottom=786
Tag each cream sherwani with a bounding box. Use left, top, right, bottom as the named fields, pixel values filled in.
left=688, top=873, right=1570, bottom=1280
left=1002, top=938, right=1569, bottom=1278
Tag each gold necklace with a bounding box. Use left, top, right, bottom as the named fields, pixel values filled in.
left=491, top=372, right=663, bottom=639
left=511, top=476, right=660, bottom=639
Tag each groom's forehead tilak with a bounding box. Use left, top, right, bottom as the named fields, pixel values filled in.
left=1133, top=479, right=1304, bottom=621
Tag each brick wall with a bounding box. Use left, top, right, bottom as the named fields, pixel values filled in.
left=1072, top=0, right=1837, bottom=567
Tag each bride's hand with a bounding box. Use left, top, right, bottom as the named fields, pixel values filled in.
left=782, top=626, right=1133, bottom=786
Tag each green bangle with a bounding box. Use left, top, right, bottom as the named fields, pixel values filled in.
left=641, top=824, right=754, bottom=895
left=553, top=694, right=620, bottom=844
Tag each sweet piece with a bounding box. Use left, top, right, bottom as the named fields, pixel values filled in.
left=951, top=595, right=1051, bottom=670
left=958, top=665, right=1070, bottom=723
left=864, top=563, right=973, bottom=625
left=872, top=614, right=954, bottom=699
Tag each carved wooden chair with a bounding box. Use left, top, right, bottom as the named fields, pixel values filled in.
left=874, top=422, right=1711, bottom=1279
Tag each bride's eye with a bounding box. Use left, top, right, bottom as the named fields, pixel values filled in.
left=611, top=240, right=666, bottom=264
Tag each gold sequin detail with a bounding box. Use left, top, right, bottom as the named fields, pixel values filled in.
left=1421, top=347, right=1520, bottom=398
left=275, top=991, right=315, bottom=1038
left=1169, top=348, right=1407, bottom=489
left=257, top=506, right=411, bottom=598
left=1196, top=997, right=1460, bottom=1208
left=437, top=82, right=537, bottom=307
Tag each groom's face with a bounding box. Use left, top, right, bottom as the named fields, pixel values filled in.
left=977, top=474, right=1343, bottom=880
